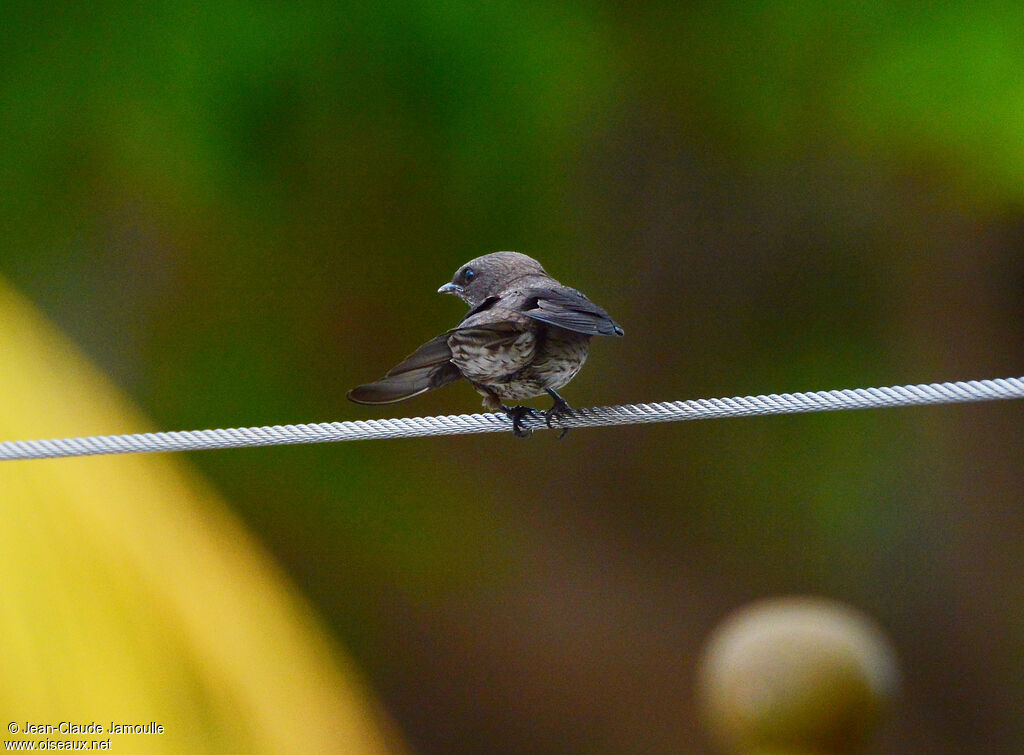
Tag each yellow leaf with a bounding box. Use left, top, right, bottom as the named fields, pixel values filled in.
left=0, top=278, right=401, bottom=754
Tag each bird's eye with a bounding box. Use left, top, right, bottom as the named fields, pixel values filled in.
left=463, top=267, right=476, bottom=282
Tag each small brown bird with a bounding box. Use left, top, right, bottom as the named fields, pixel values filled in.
left=347, top=251, right=624, bottom=436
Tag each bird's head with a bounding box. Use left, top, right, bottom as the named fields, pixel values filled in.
left=438, top=251, right=547, bottom=307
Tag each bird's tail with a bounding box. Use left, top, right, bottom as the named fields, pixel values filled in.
left=347, top=334, right=461, bottom=405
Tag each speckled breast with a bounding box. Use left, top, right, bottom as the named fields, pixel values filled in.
left=487, top=329, right=591, bottom=401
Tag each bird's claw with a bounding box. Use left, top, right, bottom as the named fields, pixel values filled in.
left=544, top=389, right=572, bottom=439
left=503, top=405, right=538, bottom=438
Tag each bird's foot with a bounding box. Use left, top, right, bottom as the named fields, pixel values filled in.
left=544, top=389, right=573, bottom=439
left=503, top=405, right=539, bottom=438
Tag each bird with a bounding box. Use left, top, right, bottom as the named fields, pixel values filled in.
left=347, top=251, right=624, bottom=436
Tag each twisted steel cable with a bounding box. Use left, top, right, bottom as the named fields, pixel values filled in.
left=1, top=376, right=1021, bottom=461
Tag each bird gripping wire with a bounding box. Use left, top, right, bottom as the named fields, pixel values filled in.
left=0, top=376, right=1021, bottom=461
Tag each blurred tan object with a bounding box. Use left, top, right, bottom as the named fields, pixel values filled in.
left=697, top=596, right=898, bottom=754
left=0, top=277, right=401, bottom=753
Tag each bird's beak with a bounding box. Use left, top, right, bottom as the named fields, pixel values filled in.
left=438, top=282, right=463, bottom=296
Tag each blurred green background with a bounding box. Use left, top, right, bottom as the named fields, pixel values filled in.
left=3, top=1, right=1023, bottom=752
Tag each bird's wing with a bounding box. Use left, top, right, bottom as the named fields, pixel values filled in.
left=459, top=295, right=501, bottom=323
left=521, top=286, right=624, bottom=336
left=381, top=333, right=454, bottom=376
left=347, top=334, right=462, bottom=405
left=447, top=313, right=537, bottom=383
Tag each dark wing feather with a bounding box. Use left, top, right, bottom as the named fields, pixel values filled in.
left=459, top=295, right=501, bottom=323
left=380, top=333, right=453, bottom=375
left=448, top=323, right=527, bottom=350
left=347, top=334, right=462, bottom=405
left=522, top=286, right=624, bottom=336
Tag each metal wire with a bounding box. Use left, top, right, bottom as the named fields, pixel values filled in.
left=1, top=376, right=1021, bottom=461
